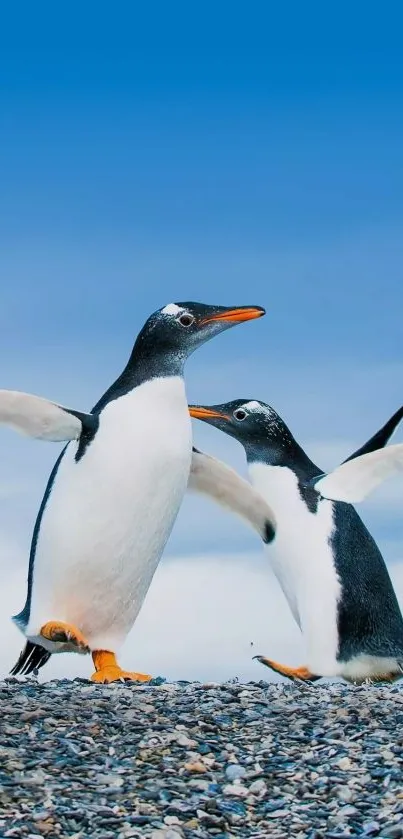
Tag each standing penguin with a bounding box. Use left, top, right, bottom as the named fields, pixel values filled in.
left=2, top=302, right=275, bottom=683
left=189, top=399, right=403, bottom=684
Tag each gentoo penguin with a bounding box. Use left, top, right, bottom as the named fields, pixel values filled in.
left=2, top=302, right=276, bottom=683
left=189, top=399, right=403, bottom=684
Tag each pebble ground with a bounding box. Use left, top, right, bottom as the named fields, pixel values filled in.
left=1, top=678, right=403, bottom=838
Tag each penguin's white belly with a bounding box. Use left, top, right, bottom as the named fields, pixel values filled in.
left=26, top=377, right=192, bottom=652
left=248, top=463, right=342, bottom=675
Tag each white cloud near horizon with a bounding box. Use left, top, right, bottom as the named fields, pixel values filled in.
left=1, top=549, right=403, bottom=685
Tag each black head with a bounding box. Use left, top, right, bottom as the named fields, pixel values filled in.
left=189, top=399, right=283, bottom=457
left=189, top=398, right=318, bottom=477
left=135, top=302, right=266, bottom=365
left=92, top=303, right=266, bottom=413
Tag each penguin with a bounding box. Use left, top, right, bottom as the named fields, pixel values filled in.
left=189, top=399, right=403, bottom=684
left=2, top=302, right=276, bottom=683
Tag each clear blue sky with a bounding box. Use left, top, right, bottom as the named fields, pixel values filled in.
left=0, top=3, right=402, bottom=556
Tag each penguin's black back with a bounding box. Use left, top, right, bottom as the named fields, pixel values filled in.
left=329, top=501, right=403, bottom=662
left=13, top=446, right=68, bottom=630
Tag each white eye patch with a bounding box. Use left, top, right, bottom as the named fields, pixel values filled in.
left=161, top=303, right=184, bottom=317
left=243, top=401, right=263, bottom=413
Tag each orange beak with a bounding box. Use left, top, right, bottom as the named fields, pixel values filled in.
left=200, top=306, right=265, bottom=325
left=189, top=406, right=230, bottom=420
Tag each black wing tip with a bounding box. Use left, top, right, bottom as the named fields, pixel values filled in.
left=343, top=405, right=403, bottom=465
left=10, top=641, right=51, bottom=676
left=263, top=520, right=276, bottom=544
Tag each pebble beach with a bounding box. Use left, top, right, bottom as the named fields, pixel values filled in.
left=1, top=679, right=403, bottom=838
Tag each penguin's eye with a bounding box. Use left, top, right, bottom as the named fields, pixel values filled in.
left=178, top=313, right=195, bottom=327
left=234, top=409, right=247, bottom=421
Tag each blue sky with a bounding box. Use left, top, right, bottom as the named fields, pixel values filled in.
left=0, top=4, right=402, bottom=679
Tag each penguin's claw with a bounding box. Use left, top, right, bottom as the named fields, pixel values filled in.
left=253, top=655, right=320, bottom=683
left=90, top=650, right=151, bottom=684
left=40, top=621, right=90, bottom=653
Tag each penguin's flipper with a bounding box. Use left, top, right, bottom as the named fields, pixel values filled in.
left=314, top=443, right=403, bottom=503
left=253, top=655, right=321, bottom=683
left=342, top=405, right=403, bottom=464
left=188, top=448, right=276, bottom=543
left=10, top=640, right=52, bottom=676
left=0, top=389, right=96, bottom=442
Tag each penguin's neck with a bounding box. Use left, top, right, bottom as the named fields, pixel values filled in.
left=93, top=334, right=185, bottom=413
left=245, top=435, right=322, bottom=483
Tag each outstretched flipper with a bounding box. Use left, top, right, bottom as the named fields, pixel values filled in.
left=188, top=448, right=276, bottom=542
left=312, top=405, right=403, bottom=503
left=314, top=443, right=403, bottom=503
left=253, top=654, right=321, bottom=683
left=0, top=389, right=96, bottom=441
left=343, top=405, right=403, bottom=464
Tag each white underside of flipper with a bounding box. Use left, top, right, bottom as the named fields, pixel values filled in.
left=314, top=443, right=403, bottom=503
left=0, top=389, right=83, bottom=441
left=188, top=449, right=276, bottom=540
left=25, top=376, right=192, bottom=653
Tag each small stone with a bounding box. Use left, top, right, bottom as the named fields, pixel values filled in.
left=334, top=784, right=355, bottom=803
left=337, top=805, right=359, bottom=818
left=337, top=757, right=352, bottom=770
left=175, top=734, right=196, bottom=748
left=222, top=783, right=248, bottom=797
left=95, top=773, right=124, bottom=788
left=184, top=761, right=207, bottom=773
left=187, top=778, right=210, bottom=791
left=249, top=779, right=267, bottom=795
left=363, top=823, right=381, bottom=836
left=380, top=827, right=403, bottom=839
left=225, top=764, right=247, bottom=781
left=151, top=832, right=183, bottom=839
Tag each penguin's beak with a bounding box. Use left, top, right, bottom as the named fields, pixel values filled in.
left=189, top=406, right=230, bottom=421
left=200, top=305, right=265, bottom=325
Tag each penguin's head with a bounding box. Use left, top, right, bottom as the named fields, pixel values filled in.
left=189, top=399, right=289, bottom=461
left=137, top=302, right=265, bottom=359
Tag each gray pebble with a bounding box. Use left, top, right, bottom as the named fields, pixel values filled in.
left=380, top=827, right=403, bottom=839
left=225, top=764, right=247, bottom=781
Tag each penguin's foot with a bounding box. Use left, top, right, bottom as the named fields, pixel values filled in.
left=40, top=621, right=90, bottom=653
left=90, top=650, right=152, bottom=684
left=253, top=655, right=321, bottom=683
left=350, top=671, right=403, bottom=685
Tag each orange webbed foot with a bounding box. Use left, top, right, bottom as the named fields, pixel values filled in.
left=40, top=621, right=90, bottom=654
left=90, top=650, right=152, bottom=684
left=253, top=655, right=321, bottom=683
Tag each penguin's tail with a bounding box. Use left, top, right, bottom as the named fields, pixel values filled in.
left=10, top=641, right=51, bottom=676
